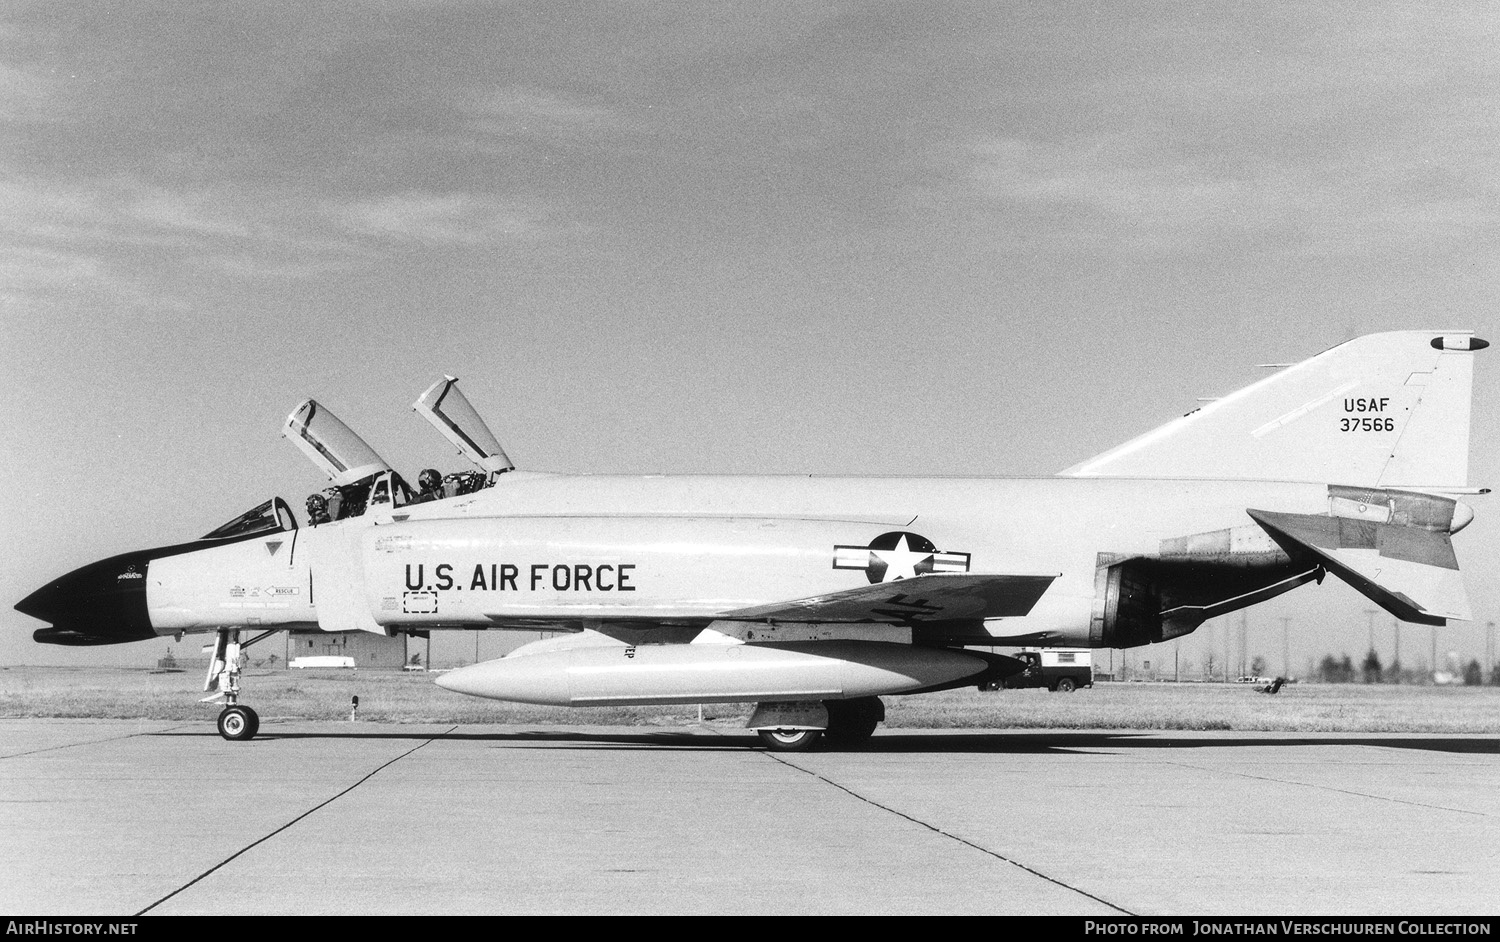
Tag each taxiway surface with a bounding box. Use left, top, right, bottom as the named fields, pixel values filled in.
left=2, top=720, right=1496, bottom=916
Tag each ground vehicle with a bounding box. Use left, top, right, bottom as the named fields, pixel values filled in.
left=290, top=656, right=356, bottom=670
left=982, top=649, right=1093, bottom=692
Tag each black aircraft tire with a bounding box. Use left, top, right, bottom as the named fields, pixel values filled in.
left=1055, top=677, right=1077, bottom=693
left=243, top=706, right=260, bottom=739
left=218, top=706, right=256, bottom=742
left=757, top=729, right=822, bottom=752
left=825, top=717, right=879, bottom=745
left=824, top=697, right=883, bottom=745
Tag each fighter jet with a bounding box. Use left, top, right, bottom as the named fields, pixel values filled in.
left=15, top=331, right=1487, bottom=749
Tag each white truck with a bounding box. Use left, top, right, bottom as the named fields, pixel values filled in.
left=982, top=648, right=1093, bottom=692
left=289, top=655, right=356, bottom=670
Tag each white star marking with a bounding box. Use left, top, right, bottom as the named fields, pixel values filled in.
left=870, top=535, right=933, bottom=582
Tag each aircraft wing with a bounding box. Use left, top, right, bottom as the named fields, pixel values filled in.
left=1247, top=509, right=1470, bottom=625
left=720, top=572, right=1059, bottom=624
left=479, top=572, right=1058, bottom=630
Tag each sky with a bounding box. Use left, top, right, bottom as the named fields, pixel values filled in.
left=2, top=2, right=1498, bottom=675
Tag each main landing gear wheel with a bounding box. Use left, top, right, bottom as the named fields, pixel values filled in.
left=1054, top=677, right=1078, bottom=693
left=758, top=728, right=822, bottom=752
left=217, top=705, right=259, bottom=741
left=823, top=696, right=884, bottom=746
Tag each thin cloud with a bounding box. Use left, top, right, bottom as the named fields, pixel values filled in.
left=333, top=191, right=551, bottom=245
left=0, top=245, right=104, bottom=309
left=0, top=175, right=360, bottom=309
left=965, top=131, right=1500, bottom=258
left=0, top=171, right=582, bottom=316
left=0, top=60, right=66, bottom=123
left=460, top=87, right=622, bottom=139
left=1, top=176, right=261, bottom=248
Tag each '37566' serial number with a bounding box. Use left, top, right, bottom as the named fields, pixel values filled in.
left=1341, top=397, right=1394, bottom=432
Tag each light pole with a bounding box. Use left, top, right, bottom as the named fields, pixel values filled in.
left=1223, top=617, right=1231, bottom=682
left=1487, top=621, right=1495, bottom=682
left=1281, top=616, right=1291, bottom=678
left=1392, top=618, right=1401, bottom=684
left=1240, top=610, right=1249, bottom=678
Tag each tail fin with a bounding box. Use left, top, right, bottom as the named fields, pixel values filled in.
left=1060, top=331, right=1486, bottom=488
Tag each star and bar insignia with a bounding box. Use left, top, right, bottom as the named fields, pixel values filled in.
left=833, top=531, right=971, bottom=584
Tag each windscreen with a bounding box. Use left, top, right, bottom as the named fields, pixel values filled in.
left=201, top=498, right=294, bottom=540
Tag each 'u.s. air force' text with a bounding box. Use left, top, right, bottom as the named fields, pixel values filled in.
left=405, top=563, right=636, bottom=593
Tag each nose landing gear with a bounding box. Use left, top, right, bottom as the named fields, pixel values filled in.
left=217, top=703, right=260, bottom=740
left=203, top=628, right=276, bottom=741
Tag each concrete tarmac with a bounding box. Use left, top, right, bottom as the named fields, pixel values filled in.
left=2, top=719, right=1496, bottom=916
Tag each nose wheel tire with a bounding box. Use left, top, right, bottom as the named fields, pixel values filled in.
left=758, top=728, right=822, bottom=752
left=217, top=705, right=260, bottom=741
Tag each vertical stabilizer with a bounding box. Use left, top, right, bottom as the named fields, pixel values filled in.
left=1060, top=331, right=1486, bottom=487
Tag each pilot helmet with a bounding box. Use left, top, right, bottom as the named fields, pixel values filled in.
left=418, top=468, right=442, bottom=492
left=306, top=493, right=328, bottom=513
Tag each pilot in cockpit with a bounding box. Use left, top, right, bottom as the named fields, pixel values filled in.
left=412, top=468, right=444, bottom=504
left=305, top=492, right=331, bottom=526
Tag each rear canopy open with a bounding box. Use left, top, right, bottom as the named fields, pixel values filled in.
left=412, top=376, right=513, bottom=476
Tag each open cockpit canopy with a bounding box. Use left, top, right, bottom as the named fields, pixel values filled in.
left=413, top=376, right=513, bottom=476
left=283, top=399, right=392, bottom=486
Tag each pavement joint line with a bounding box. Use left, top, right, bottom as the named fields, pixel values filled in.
left=0, top=723, right=198, bottom=760
left=761, top=751, right=1136, bottom=916
left=1147, top=755, right=1493, bottom=818
left=133, top=724, right=458, bottom=916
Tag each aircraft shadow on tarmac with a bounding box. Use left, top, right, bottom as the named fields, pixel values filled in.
left=149, top=728, right=1500, bottom=755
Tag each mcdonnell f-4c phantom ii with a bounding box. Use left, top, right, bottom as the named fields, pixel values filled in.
left=15, top=330, right=1488, bottom=749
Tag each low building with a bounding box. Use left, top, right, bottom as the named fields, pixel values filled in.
left=283, top=631, right=408, bottom=669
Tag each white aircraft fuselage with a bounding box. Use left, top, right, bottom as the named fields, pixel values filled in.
left=144, top=473, right=1327, bottom=643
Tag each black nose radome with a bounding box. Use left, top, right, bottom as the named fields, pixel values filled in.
left=17, top=551, right=158, bottom=646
